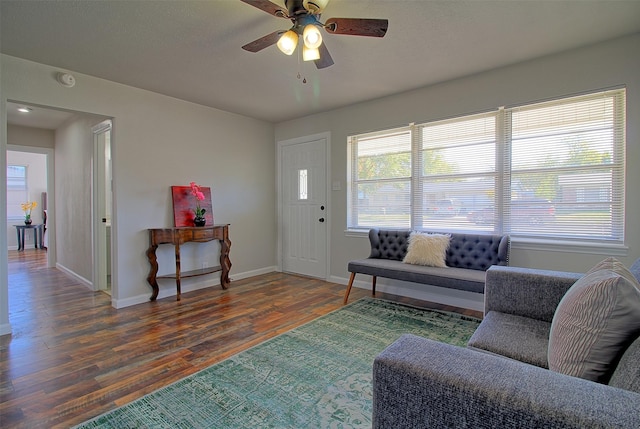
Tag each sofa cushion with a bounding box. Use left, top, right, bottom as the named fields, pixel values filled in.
left=347, top=258, right=487, bottom=293
left=608, top=334, right=640, bottom=393
left=548, top=257, right=640, bottom=383
left=467, top=311, right=551, bottom=368
left=630, top=257, right=640, bottom=283
left=403, top=233, right=450, bottom=267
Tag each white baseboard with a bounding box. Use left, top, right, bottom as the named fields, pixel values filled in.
left=0, top=322, right=12, bottom=336
left=111, top=266, right=278, bottom=309
left=56, top=263, right=93, bottom=288
left=329, top=274, right=484, bottom=313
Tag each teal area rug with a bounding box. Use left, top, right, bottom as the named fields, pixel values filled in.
left=75, top=298, right=480, bottom=428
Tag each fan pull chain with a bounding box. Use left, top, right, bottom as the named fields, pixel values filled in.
left=296, top=43, right=307, bottom=84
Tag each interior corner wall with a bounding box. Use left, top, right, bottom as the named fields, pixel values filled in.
left=1, top=54, right=276, bottom=318
left=54, top=114, right=107, bottom=282
left=274, top=34, right=640, bottom=298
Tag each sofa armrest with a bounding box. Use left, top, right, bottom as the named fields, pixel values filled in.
left=484, top=265, right=582, bottom=322
left=373, top=334, right=640, bottom=429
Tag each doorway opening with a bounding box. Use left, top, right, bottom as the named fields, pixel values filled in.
left=5, top=101, right=114, bottom=303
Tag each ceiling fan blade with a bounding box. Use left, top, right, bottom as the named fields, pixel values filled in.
left=239, top=0, right=288, bottom=18
left=315, top=43, right=334, bottom=69
left=242, top=30, right=284, bottom=52
left=324, top=18, right=388, bottom=37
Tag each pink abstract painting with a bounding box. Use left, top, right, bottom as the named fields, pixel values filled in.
left=171, top=186, right=214, bottom=227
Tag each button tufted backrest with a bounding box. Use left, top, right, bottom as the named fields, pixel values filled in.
left=368, top=228, right=510, bottom=271
left=369, top=229, right=412, bottom=261
left=446, top=233, right=509, bottom=270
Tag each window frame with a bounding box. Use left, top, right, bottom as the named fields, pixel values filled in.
left=347, top=88, right=626, bottom=248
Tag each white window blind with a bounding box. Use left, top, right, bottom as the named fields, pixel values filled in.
left=504, top=90, right=625, bottom=240
left=415, top=112, right=497, bottom=231
left=347, top=88, right=626, bottom=245
left=7, top=164, right=28, bottom=220
left=348, top=127, right=412, bottom=228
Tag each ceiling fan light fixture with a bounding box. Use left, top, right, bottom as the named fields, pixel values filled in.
left=302, top=45, right=320, bottom=62
left=302, top=24, right=322, bottom=49
left=277, top=30, right=298, bottom=55
left=303, top=0, right=330, bottom=13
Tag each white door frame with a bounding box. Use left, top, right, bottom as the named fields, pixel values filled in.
left=92, top=120, right=112, bottom=292
left=277, top=132, right=331, bottom=278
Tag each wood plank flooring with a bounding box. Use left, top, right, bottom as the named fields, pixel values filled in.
left=0, top=249, right=481, bottom=428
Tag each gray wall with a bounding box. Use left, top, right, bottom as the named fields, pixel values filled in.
left=275, top=34, right=640, bottom=308
left=8, top=124, right=54, bottom=148
left=1, top=33, right=638, bottom=333
left=1, top=53, right=276, bottom=334
left=54, top=114, right=107, bottom=282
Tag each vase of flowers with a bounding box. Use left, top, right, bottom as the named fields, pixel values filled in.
left=21, top=201, right=37, bottom=225
left=190, top=182, right=206, bottom=227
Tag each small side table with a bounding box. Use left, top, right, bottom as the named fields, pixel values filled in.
left=15, top=224, right=44, bottom=251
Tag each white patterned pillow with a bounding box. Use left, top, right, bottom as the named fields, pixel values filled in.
left=402, top=233, right=450, bottom=268
left=548, top=257, right=640, bottom=383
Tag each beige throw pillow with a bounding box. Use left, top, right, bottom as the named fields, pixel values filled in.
left=402, top=233, right=450, bottom=268
left=548, top=257, right=640, bottom=383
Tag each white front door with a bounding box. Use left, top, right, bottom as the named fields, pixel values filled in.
left=279, top=134, right=328, bottom=279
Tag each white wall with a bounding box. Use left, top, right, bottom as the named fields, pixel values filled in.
left=55, top=114, right=107, bottom=282
left=5, top=149, right=47, bottom=249
left=275, top=34, right=640, bottom=309
left=1, top=54, right=276, bottom=335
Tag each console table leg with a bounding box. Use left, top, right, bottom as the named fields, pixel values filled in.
left=146, top=244, right=160, bottom=301
left=17, top=228, right=22, bottom=251
left=175, top=243, right=182, bottom=300
left=219, top=235, right=232, bottom=289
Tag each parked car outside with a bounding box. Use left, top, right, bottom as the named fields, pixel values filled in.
left=427, top=199, right=464, bottom=217
left=467, top=199, right=555, bottom=225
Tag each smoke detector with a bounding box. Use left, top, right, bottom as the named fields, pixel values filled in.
left=57, top=72, right=76, bottom=87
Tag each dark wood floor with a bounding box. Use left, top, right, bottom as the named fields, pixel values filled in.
left=0, top=249, right=481, bottom=428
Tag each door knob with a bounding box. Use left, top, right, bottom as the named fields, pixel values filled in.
left=319, top=218, right=325, bottom=222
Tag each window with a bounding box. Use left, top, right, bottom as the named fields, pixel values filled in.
left=7, top=164, right=28, bottom=220
left=347, top=88, right=626, bottom=244
left=298, top=169, right=308, bottom=200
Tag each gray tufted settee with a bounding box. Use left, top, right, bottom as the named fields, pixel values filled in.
left=343, top=228, right=510, bottom=304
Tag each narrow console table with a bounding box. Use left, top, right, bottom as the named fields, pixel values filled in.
left=146, top=224, right=231, bottom=301
left=15, top=224, right=44, bottom=251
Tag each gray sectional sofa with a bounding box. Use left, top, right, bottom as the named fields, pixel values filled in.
left=372, top=258, right=640, bottom=428
left=344, top=228, right=510, bottom=304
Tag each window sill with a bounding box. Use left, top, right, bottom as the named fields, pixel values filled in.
left=511, top=237, right=628, bottom=256
left=345, top=229, right=370, bottom=238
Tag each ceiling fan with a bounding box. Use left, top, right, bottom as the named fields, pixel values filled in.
left=240, top=0, right=389, bottom=69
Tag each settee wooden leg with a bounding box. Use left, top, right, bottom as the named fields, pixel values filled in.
left=372, top=276, right=377, bottom=296
left=343, top=272, right=356, bottom=304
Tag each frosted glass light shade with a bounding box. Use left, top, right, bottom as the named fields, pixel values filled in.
left=302, top=45, right=320, bottom=61
left=277, top=30, right=298, bottom=55
left=303, top=0, right=329, bottom=13
left=302, top=24, right=322, bottom=49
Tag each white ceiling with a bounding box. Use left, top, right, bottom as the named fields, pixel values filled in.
left=2, top=0, right=640, bottom=125
left=6, top=102, right=77, bottom=130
